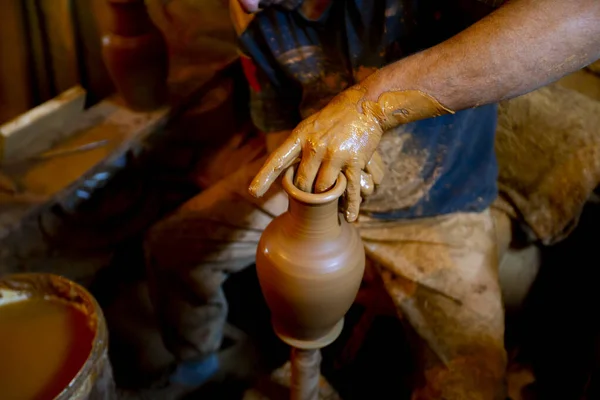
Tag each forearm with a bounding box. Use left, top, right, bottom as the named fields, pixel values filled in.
left=364, top=0, right=600, bottom=110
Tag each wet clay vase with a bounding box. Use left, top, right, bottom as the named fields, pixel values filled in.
left=101, top=0, right=168, bottom=111
left=256, top=167, right=365, bottom=349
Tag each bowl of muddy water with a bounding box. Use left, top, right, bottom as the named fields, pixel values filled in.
left=0, top=273, right=115, bottom=399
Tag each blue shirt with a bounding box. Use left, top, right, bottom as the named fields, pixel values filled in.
left=231, top=0, right=502, bottom=218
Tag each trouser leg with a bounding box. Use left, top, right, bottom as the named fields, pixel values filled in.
left=145, top=156, right=287, bottom=362
left=358, top=211, right=507, bottom=399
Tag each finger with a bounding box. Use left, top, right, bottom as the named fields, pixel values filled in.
left=365, top=151, right=385, bottom=185
left=360, top=171, right=375, bottom=198
left=343, top=165, right=362, bottom=223
left=294, top=142, right=325, bottom=193
left=314, top=158, right=343, bottom=193
left=249, top=137, right=301, bottom=197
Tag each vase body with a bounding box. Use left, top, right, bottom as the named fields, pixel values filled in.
left=101, top=0, right=168, bottom=111
left=256, top=168, right=365, bottom=349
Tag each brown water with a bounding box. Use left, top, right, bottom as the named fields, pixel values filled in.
left=0, top=297, right=95, bottom=399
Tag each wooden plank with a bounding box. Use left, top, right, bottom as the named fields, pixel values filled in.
left=0, top=62, right=237, bottom=240
left=0, top=86, right=86, bottom=162
left=0, top=96, right=170, bottom=240
left=15, top=102, right=167, bottom=200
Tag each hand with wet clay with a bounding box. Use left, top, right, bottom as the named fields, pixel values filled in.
left=264, top=130, right=384, bottom=206
left=249, top=78, right=452, bottom=222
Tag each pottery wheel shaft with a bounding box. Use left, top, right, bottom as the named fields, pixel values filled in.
left=290, top=348, right=321, bottom=400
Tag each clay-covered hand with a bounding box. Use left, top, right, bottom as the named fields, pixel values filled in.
left=249, top=84, right=452, bottom=222
left=264, top=130, right=385, bottom=201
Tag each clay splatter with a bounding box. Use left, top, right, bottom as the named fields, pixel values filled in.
left=362, top=128, right=438, bottom=213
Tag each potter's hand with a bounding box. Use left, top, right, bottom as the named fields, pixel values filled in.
left=249, top=83, right=452, bottom=222
left=264, top=130, right=384, bottom=203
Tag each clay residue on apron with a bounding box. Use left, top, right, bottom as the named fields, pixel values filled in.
left=495, top=84, right=600, bottom=243
left=361, top=129, right=437, bottom=214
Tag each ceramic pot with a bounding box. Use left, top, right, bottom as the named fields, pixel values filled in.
left=102, top=32, right=168, bottom=111
left=105, top=0, right=154, bottom=37
left=101, top=0, right=168, bottom=111
left=256, top=167, right=365, bottom=349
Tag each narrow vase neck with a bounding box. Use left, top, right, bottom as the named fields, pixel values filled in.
left=286, top=197, right=342, bottom=238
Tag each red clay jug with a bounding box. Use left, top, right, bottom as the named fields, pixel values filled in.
left=256, top=166, right=365, bottom=349
left=101, top=0, right=168, bottom=111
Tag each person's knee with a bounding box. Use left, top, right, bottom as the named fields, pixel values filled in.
left=145, top=208, right=219, bottom=267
